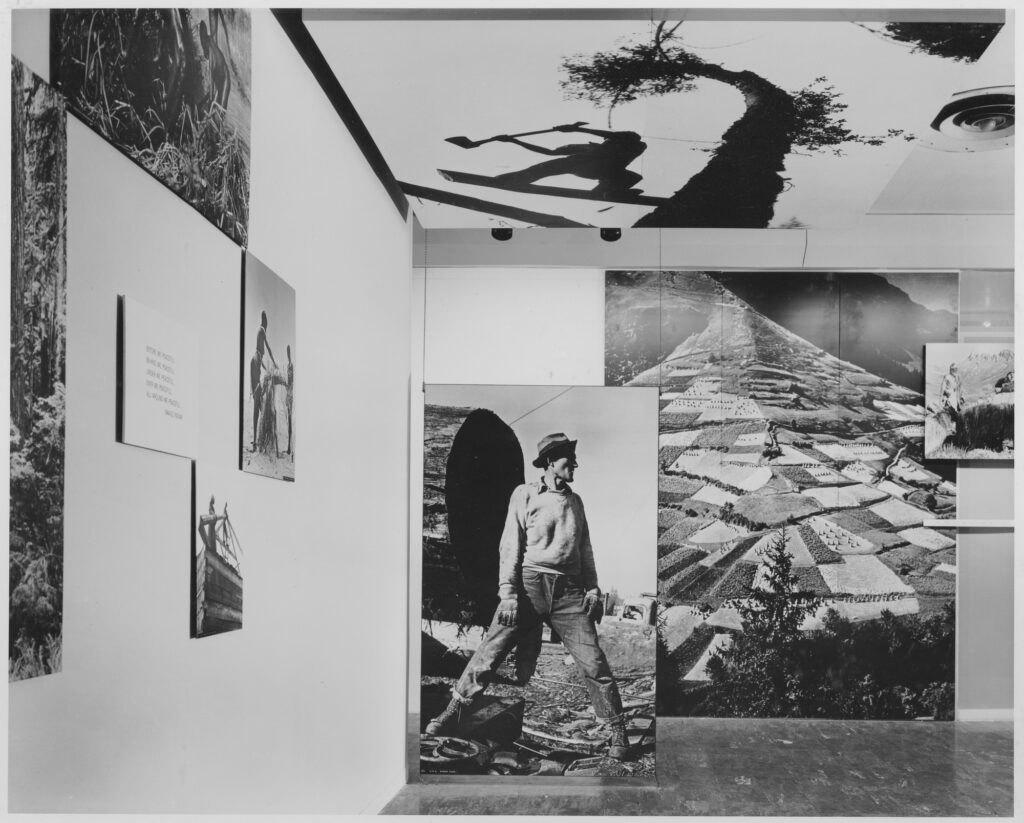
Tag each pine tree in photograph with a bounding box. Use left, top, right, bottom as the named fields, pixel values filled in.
left=702, top=528, right=818, bottom=716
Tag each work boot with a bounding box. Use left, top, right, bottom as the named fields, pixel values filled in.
left=607, top=719, right=629, bottom=760
left=425, top=694, right=472, bottom=736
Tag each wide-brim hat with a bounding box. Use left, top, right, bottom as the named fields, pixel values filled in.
left=532, top=433, right=577, bottom=468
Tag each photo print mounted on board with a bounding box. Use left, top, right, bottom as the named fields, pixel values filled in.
left=422, top=384, right=657, bottom=776
left=925, top=343, right=1014, bottom=460
left=606, top=271, right=958, bottom=721
left=10, top=59, right=67, bottom=682
left=192, top=462, right=244, bottom=638
left=241, top=252, right=295, bottom=482
left=117, top=296, right=199, bottom=459
left=51, top=9, right=252, bottom=245
left=322, top=18, right=1007, bottom=229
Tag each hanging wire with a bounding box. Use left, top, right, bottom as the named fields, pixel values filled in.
left=509, top=387, right=575, bottom=425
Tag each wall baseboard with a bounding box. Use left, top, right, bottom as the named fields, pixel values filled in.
left=957, top=709, right=1013, bottom=721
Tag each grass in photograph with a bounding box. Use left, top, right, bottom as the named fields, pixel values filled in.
left=55, top=10, right=250, bottom=244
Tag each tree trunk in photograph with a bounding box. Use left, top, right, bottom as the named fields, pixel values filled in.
left=634, top=66, right=797, bottom=229
left=11, top=61, right=29, bottom=433
left=445, top=409, right=525, bottom=625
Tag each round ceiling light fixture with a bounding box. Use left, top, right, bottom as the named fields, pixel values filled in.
left=923, top=87, right=1014, bottom=151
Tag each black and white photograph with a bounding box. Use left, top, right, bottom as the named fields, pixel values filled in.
left=52, top=9, right=251, bottom=245
left=606, top=271, right=959, bottom=720
left=10, top=59, right=67, bottom=682
left=192, top=463, right=244, bottom=638
left=241, top=252, right=296, bottom=482
left=925, top=343, right=1014, bottom=460
left=422, top=385, right=657, bottom=776
left=118, top=296, right=200, bottom=459
left=320, top=18, right=1003, bottom=229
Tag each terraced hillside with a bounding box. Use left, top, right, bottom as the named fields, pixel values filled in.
left=608, top=270, right=959, bottom=716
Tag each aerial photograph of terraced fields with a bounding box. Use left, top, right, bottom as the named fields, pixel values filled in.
left=607, top=270, right=960, bottom=720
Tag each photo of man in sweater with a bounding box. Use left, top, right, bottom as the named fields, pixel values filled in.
left=421, top=384, right=658, bottom=776
left=427, top=432, right=630, bottom=759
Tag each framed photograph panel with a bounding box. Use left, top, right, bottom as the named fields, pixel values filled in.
left=925, top=343, right=1014, bottom=460
left=192, top=462, right=245, bottom=638
left=240, top=252, right=296, bottom=482
left=51, top=9, right=252, bottom=245
left=10, top=59, right=67, bottom=681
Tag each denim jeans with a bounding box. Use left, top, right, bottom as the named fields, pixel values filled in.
left=453, top=569, right=623, bottom=720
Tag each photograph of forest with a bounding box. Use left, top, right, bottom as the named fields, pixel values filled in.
left=606, top=270, right=959, bottom=719
left=10, top=59, right=67, bottom=682
left=322, top=18, right=1003, bottom=229
left=52, top=9, right=251, bottom=244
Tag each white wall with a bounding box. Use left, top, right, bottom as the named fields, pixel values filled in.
left=9, top=10, right=410, bottom=813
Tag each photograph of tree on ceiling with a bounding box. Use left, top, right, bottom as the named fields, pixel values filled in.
left=323, top=18, right=1003, bottom=229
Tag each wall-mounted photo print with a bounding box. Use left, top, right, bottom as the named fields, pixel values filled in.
left=606, top=271, right=959, bottom=721
left=192, top=463, right=244, bottom=638
left=52, top=9, right=251, bottom=245
left=118, top=296, right=199, bottom=459
left=10, top=59, right=67, bottom=682
left=322, top=18, right=1006, bottom=229
left=925, top=343, right=1014, bottom=460
left=422, top=385, right=657, bottom=777
left=241, top=253, right=295, bottom=482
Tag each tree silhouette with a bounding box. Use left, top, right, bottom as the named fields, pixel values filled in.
left=561, top=22, right=907, bottom=228
left=876, top=22, right=1002, bottom=62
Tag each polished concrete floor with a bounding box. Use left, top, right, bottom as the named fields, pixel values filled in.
left=382, top=717, right=1012, bottom=816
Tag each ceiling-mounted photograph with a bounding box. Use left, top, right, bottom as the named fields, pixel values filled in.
left=310, top=15, right=1010, bottom=229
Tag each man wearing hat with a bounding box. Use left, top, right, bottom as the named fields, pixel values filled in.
left=426, top=433, right=630, bottom=760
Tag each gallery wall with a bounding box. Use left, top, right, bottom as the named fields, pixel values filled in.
left=409, top=251, right=1013, bottom=718
left=10, top=10, right=410, bottom=813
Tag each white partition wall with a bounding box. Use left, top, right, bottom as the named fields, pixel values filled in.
left=9, top=11, right=411, bottom=813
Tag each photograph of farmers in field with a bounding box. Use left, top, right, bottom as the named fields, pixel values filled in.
left=925, top=344, right=1014, bottom=460
left=607, top=271, right=959, bottom=719
left=422, top=385, right=657, bottom=776
left=241, top=253, right=295, bottom=482
left=10, top=60, right=67, bottom=682
left=321, top=18, right=1003, bottom=229
left=192, top=463, right=244, bottom=638
left=52, top=9, right=251, bottom=245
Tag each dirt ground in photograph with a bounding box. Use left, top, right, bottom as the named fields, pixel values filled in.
left=242, top=393, right=294, bottom=480
left=423, top=619, right=656, bottom=777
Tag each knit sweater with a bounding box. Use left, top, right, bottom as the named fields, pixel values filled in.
left=496, top=480, right=598, bottom=600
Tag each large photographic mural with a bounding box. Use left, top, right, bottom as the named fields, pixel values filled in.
left=606, top=271, right=959, bottom=719
left=318, top=18, right=1003, bottom=228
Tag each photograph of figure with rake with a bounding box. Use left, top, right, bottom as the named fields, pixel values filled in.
left=421, top=385, right=657, bottom=777
left=51, top=9, right=251, bottom=245
left=241, top=252, right=295, bottom=482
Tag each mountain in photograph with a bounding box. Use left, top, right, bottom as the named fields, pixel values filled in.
left=607, top=270, right=957, bottom=720
left=710, top=272, right=958, bottom=392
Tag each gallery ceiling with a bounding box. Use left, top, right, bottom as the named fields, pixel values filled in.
left=304, top=9, right=1013, bottom=231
